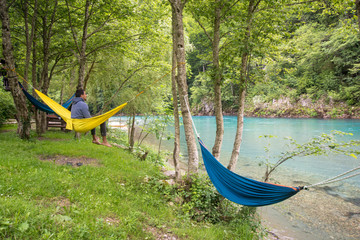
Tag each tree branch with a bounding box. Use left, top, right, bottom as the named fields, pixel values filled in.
left=65, top=0, right=80, bottom=54
left=86, top=13, right=113, bottom=40
left=220, top=0, right=241, bottom=20
left=7, top=0, right=16, bottom=10
left=193, top=15, right=213, bottom=43
left=48, top=53, right=62, bottom=82
left=98, top=65, right=150, bottom=114
left=47, top=0, right=58, bottom=40
left=85, top=33, right=143, bottom=57
left=83, top=58, right=96, bottom=91
left=88, top=0, right=95, bottom=19
left=256, top=0, right=320, bottom=13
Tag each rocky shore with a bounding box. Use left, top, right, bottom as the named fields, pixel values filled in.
left=259, top=178, right=360, bottom=240
left=193, top=96, right=360, bottom=119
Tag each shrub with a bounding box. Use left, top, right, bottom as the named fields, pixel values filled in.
left=149, top=173, right=260, bottom=227
left=0, top=89, right=16, bottom=125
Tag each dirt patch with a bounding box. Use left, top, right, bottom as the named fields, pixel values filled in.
left=53, top=196, right=71, bottom=208
left=146, top=226, right=178, bottom=240
left=39, top=155, right=101, bottom=167
left=37, top=137, right=65, bottom=141
left=0, top=129, right=12, bottom=133
left=104, top=217, right=120, bottom=225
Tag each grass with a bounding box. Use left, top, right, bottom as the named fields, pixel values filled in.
left=0, top=124, right=260, bottom=239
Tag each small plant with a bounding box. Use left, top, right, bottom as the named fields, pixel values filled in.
left=259, top=131, right=360, bottom=181
left=258, top=135, right=278, bottom=181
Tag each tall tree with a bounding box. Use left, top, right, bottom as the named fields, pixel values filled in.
left=66, top=0, right=92, bottom=89
left=171, top=6, right=181, bottom=181
left=20, top=0, right=37, bottom=90
left=35, top=0, right=59, bottom=134
left=169, top=0, right=199, bottom=175
left=65, top=0, right=135, bottom=90
left=189, top=0, right=242, bottom=160
left=227, top=0, right=259, bottom=171
left=227, top=0, right=316, bottom=170
left=0, top=0, right=31, bottom=139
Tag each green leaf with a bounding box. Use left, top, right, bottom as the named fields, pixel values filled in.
left=18, top=222, right=29, bottom=232
left=54, top=215, right=72, bottom=222
left=350, top=153, right=357, bottom=159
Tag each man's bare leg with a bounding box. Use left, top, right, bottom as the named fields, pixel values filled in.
left=101, top=136, right=112, bottom=147
left=92, top=135, right=101, bottom=145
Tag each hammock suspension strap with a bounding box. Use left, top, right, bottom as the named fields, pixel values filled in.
left=304, top=165, right=360, bottom=189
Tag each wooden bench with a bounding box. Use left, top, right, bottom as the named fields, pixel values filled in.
left=46, top=114, right=66, bottom=131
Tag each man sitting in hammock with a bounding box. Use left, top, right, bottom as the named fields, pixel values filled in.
left=71, top=89, right=112, bottom=147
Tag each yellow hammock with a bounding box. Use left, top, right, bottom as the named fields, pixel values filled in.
left=35, top=89, right=127, bottom=133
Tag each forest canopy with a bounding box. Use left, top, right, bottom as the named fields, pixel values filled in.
left=1, top=0, right=360, bottom=125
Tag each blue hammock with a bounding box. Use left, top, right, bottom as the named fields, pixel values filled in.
left=199, top=139, right=302, bottom=207
left=19, top=82, right=74, bottom=114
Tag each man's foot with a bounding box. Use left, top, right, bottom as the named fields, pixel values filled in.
left=101, top=142, right=112, bottom=147
left=92, top=139, right=101, bottom=145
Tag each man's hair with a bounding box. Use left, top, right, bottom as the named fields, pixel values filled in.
left=75, top=89, right=85, bottom=97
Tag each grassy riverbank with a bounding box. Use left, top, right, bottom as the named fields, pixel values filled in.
left=0, top=124, right=261, bottom=239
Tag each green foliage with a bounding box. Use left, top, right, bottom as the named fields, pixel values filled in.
left=147, top=174, right=263, bottom=239
left=188, top=1, right=360, bottom=116
left=0, top=89, right=15, bottom=125
left=250, top=14, right=360, bottom=107
left=190, top=72, right=213, bottom=105
left=177, top=175, right=225, bottom=223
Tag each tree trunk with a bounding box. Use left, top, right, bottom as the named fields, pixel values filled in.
left=212, top=0, right=224, bottom=160
left=23, top=0, right=29, bottom=90
left=129, top=111, right=136, bottom=152
left=169, top=0, right=199, bottom=175
left=356, top=0, right=360, bottom=32
left=227, top=0, right=256, bottom=171
left=158, top=131, right=163, bottom=157
left=171, top=8, right=181, bottom=181
left=33, top=0, right=58, bottom=135
left=41, top=16, right=51, bottom=94
left=31, top=25, right=42, bottom=135
left=23, top=0, right=37, bottom=90
left=228, top=77, right=247, bottom=171
left=38, top=12, right=50, bottom=134
left=0, top=0, right=31, bottom=139
left=77, top=0, right=90, bottom=90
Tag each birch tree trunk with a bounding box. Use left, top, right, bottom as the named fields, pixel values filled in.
left=171, top=7, right=181, bottom=181
left=212, top=0, right=224, bottom=159
left=0, top=0, right=31, bottom=139
left=227, top=0, right=258, bottom=171
left=169, top=0, right=199, bottom=175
